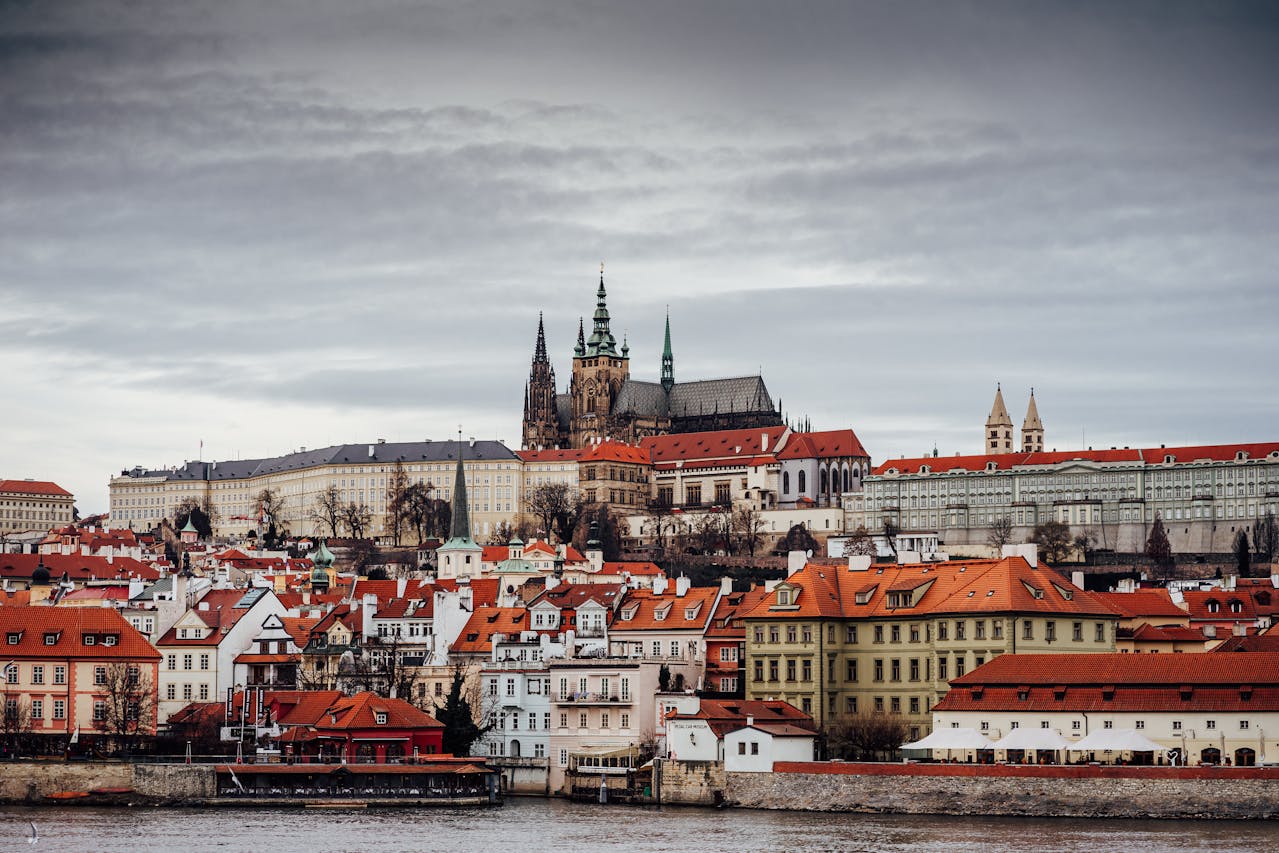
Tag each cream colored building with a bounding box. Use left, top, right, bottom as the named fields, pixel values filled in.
left=109, top=440, right=524, bottom=541
left=0, top=479, right=75, bottom=536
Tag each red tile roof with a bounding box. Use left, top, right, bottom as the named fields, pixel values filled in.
left=776, top=429, right=869, bottom=461
left=743, top=557, right=1114, bottom=621
left=875, top=443, right=1279, bottom=476
left=0, top=479, right=72, bottom=497
left=937, top=652, right=1279, bottom=712
left=0, top=554, right=159, bottom=582
left=670, top=698, right=814, bottom=738
left=1092, top=589, right=1189, bottom=620
left=450, top=607, right=534, bottom=655
left=314, top=691, right=443, bottom=731
left=1182, top=590, right=1261, bottom=622
left=705, top=586, right=773, bottom=640
left=0, top=606, right=160, bottom=660
left=1126, top=623, right=1208, bottom=643
left=613, top=586, right=720, bottom=632
left=642, top=427, right=787, bottom=465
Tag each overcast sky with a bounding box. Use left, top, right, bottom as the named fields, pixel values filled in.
left=2, top=1, right=1277, bottom=514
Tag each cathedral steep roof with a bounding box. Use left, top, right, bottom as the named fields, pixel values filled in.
left=668, top=376, right=776, bottom=418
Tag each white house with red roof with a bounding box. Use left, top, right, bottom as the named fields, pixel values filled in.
left=665, top=697, right=815, bottom=765
left=155, top=587, right=286, bottom=724
left=606, top=575, right=727, bottom=674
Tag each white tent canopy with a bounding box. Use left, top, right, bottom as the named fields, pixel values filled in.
left=1069, top=729, right=1167, bottom=753
left=901, top=728, right=995, bottom=751
left=992, top=727, right=1072, bottom=751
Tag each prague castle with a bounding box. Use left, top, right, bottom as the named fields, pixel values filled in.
left=521, top=269, right=783, bottom=450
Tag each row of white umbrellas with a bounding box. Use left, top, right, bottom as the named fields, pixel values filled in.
left=901, top=726, right=1167, bottom=753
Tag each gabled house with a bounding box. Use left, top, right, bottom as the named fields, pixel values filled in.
left=155, top=587, right=286, bottom=724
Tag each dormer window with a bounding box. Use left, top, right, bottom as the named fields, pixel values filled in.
left=1206, top=599, right=1220, bottom=613
left=103, top=635, right=118, bottom=646
left=44, top=633, right=59, bottom=646
left=1229, top=600, right=1242, bottom=613
left=375, top=712, right=388, bottom=725
left=777, top=589, right=791, bottom=607
left=83, top=634, right=96, bottom=646
left=6, top=633, right=21, bottom=645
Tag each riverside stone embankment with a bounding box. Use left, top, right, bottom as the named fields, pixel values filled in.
left=0, top=762, right=214, bottom=804
left=720, top=762, right=1279, bottom=820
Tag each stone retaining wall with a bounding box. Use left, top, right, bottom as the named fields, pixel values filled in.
left=132, top=764, right=216, bottom=799
left=0, top=762, right=133, bottom=802
left=726, top=765, right=1279, bottom=819
left=656, top=759, right=727, bottom=806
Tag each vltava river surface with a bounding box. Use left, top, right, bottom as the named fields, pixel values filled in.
left=3, top=798, right=1278, bottom=852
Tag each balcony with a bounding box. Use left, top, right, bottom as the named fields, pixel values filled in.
left=553, top=692, right=629, bottom=705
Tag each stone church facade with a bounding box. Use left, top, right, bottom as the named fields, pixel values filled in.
left=521, top=270, right=783, bottom=450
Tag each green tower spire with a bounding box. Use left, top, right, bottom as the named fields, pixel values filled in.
left=585, top=262, right=618, bottom=356
left=660, top=309, right=674, bottom=393
left=447, top=439, right=474, bottom=544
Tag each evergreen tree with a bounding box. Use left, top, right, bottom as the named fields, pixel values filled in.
left=435, top=668, right=486, bottom=757
left=1145, top=514, right=1174, bottom=581
left=1234, top=530, right=1252, bottom=578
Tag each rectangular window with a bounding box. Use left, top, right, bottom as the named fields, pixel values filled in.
left=954, top=621, right=966, bottom=640
left=200, top=654, right=210, bottom=670
left=753, top=661, right=764, bottom=682
left=909, top=659, right=920, bottom=681
left=94, top=666, right=106, bottom=686
left=938, top=656, right=948, bottom=681
left=601, top=713, right=609, bottom=729
left=54, top=666, right=66, bottom=685
left=93, top=701, right=106, bottom=722
left=785, top=659, right=796, bottom=681
left=560, top=749, right=568, bottom=767
left=1135, top=720, right=1145, bottom=729
left=846, top=659, right=857, bottom=682
left=974, top=621, right=986, bottom=640
left=166, top=684, right=176, bottom=700
left=874, top=659, right=884, bottom=681
left=53, top=700, right=65, bottom=720
left=768, top=660, right=778, bottom=681
left=621, top=713, right=630, bottom=728
left=890, top=697, right=901, bottom=713
left=1095, top=622, right=1105, bottom=643
left=890, top=625, right=901, bottom=643
left=753, top=627, right=764, bottom=644
left=846, top=625, right=858, bottom=643
left=992, top=621, right=1003, bottom=640
left=579, top=712, right=587, bottom=728
left=1073, top=622, right=1083, bottom=642
left=937, top=622, right=948, bottom=641
left=31, top=665, right=43, bottom=685
left=31, top=699, right=43, bottom=721
left=786, top=626, right=797, bottom=643
left=873, top=625, right=884, bottom=643
left=559, top=713, right=568, bottom=729
left=909, top=697, right=919, bottom=715
left=1023, top=621, right=1034, bottom=640
left=738, top=742, right=746, bottom=755
left=183, top=684, right=192, bottom=700
left=183, top=655, right=193, bottom=671
left=801, top=659, right=812, bottom=682
left=1045, top=621, right=1057, bottom=642
left=890, top=659, right=901, bottom=682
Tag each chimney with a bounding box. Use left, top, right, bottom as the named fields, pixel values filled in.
left=1234, top=623, right=1247, bottom=637
left=362, top=593, right=378, bottom=632
left=652, top=572, right=669, bottom=595
left=1203, top=624, right=1217, bottom=638
left=847, top=555, right=872, bottom=572
left=1071, top=571, right=1085, bottom=589
left=368, top=445, right=375, bottom=458
left=720, top=576, right=734, bottom=596
left=787, top=550, right=808, bottom=577
left=897, top=551, right=920, bottom=565
left=1001, top=543, right=1038, bottom=567
left=397, top=577, right=407, bottom=598
left=545, top=574, right=560, bottom=592
left=762, top=432, right=768, bottom=452
left=675, top=574, right=691, bottom=597
left=746, top=715, right=754, bottom=728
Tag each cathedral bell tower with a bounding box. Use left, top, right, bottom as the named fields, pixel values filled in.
left=568, top=264, right=630, bottom=448
left=522, top=312, right=562, bottom=450
left=985, top=384, right=1014, bottom=454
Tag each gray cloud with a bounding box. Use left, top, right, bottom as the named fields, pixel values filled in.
left=1, top=0, right=1276, bottom=511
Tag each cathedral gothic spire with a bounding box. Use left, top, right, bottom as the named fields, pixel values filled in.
left=1021, top=388, right=1045, bottom=453
left=522, top=312, right=560, bottom=450
left=660, top=309, right=675, bottom=393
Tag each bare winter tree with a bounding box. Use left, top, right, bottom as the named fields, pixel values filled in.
left=255, top=488, right=288, bottom=546
left=310, top=485, right=343, bottom=538
left=732, top=506, right=768, bottom=557
left=101, top=663, right=154, bottom=755
left=341, top=501, right=373, bottom=538
left=986, top=516, right=1014, bottom=551
left=384, top=461, right=411, bottom=547
left=824, top=711, right=908, bottom=761
left=1, top=686, right=32, bottom=757
left=525, top=482, right=580, bottom=544
left=842, top=526, right=877, bottom=558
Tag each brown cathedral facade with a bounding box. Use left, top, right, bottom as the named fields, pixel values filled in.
left=521, top=270, right=784, bottom=450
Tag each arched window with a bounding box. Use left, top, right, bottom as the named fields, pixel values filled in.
left=820, top=468, right=828, bottom=495
left=843, top=465, right=852, bottom=492
left=798, top=470, right=807, bottom=494
left=783, top=471, right=791, bottom=494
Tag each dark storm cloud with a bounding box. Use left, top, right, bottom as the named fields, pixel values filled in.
left=1, top=0, right=1276, bottom=509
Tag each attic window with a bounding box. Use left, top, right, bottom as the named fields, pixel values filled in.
left=1017, top=687, right=1029, bottom=701
left=44, top=633, right=59, bottom=645
left=1101, top=685, right=1115, bottom=701
left=1053, top=686, right=1066, bottom=700
left=1179, top=685, right=1193, bottom=701
left=83, top=634, right=96, bottom=646
left=6, top=633, right=21, bottom=645
left=375, top=711, right=388, bottom=725
left=854, top=585, right=877, bottom=605
left=1240, top=685, right=1253, bottom=701
left=102, top=635, right=118, bottom=646
left=776, top=589, right=791, bottom=607
left=969, top=686, right=984, bottom=700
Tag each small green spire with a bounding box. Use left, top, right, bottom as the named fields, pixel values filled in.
left=448, top=439, right=472, bottom=542
left=660, top=309, right=674, bottom=393
left=585, top=263, right=618, bottom=356
left=574, top=317, right=585, bottom=357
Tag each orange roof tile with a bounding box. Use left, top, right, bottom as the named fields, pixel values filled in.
left=0, top=606, right=160, bottom=660
left=613, top=586, right=720, bottom=632
left=0, top=479, right=72, bottom=497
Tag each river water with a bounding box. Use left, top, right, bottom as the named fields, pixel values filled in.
left=3, top=798, right=1277, bottom=852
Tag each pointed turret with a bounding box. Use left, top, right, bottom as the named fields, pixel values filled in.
left=660, top=310, right=675, bottom=393
left=523, top=312, right=561, bottom=450
left=585, top=264, right=619, bottom=356
left=436, top=438, right=482, bottom=579
left=574, top=317, right=586, bottom=357
left=985, top=383, right=1014, bottom=454
left=1021, top=388, right=1045, bottom=453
